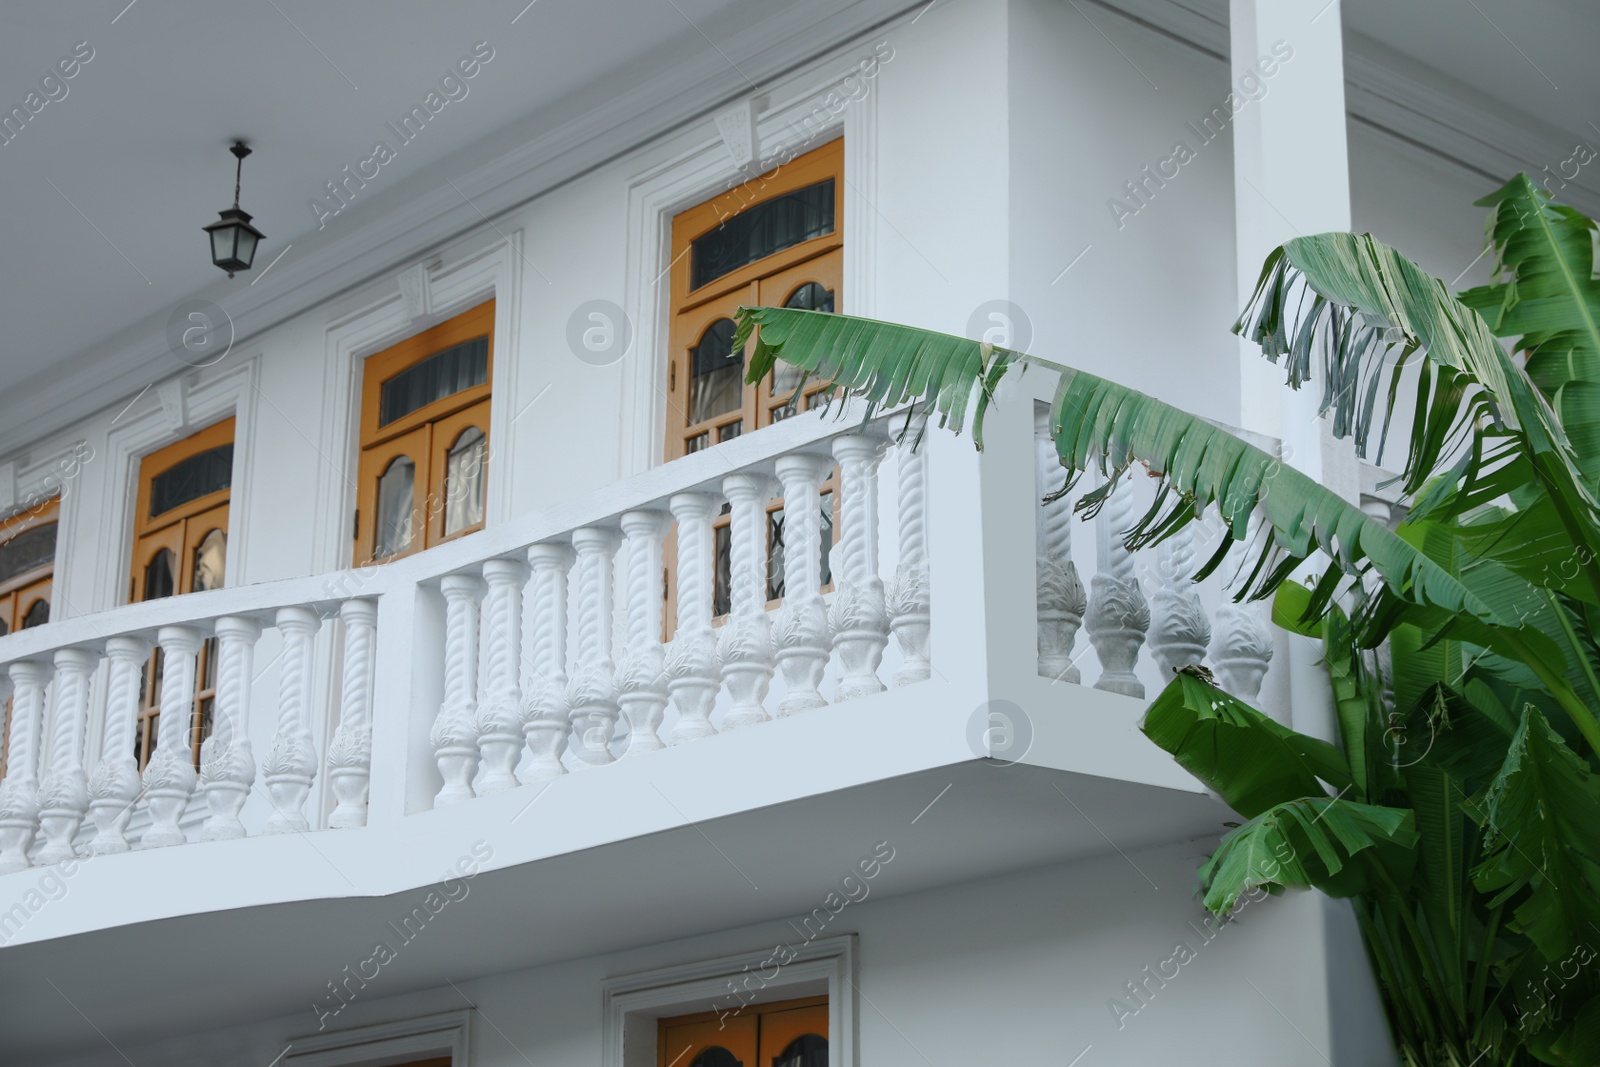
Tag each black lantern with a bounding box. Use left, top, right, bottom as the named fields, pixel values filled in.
left=202, top=142, right=265, bottom=278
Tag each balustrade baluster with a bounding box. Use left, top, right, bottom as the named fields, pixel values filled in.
left=197, top=616, right=262, bottom=840
left=566, top=527, right=622, bottom=767
left=665, top=493, right=721, bottom=744
left=888, top=417, right=933, bottom=687
left=1147, top=524, right=1212, bottom=681
left=1210, top=516, right=1275, bottom=702
left=36, top=647, right=98, bottom=863
left=522, top=544, right=573, bottom=780
left=263, top=607, right=322, bottom=832
left=719, top=473, right=778, bottom=729
left=88, top=635, right=150, bottom=854
left=0, top=660, right=48, bottom=871
left=1035, top=410, right=1086, bottom=684
left=617, top=511, right=670, bottom=755
left=773, top=454, right=834, bottom=713
left=431, top=574, right=484, bottom=806
left=476, top=561, right=527, bottom=794
left=1086, top=475, right=1149, bottom=698
left=140, top=625, right=203, bottom=847
left=829, top=433, right=890, bottom=700
left=327, top=600, right=377, bottom=826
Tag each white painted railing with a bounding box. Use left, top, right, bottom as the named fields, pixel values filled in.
left=0, top=394, right=1280, bottom=879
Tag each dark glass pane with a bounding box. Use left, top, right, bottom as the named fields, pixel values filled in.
left=768, top=506, right=786, bottom=601
left=0, top=522, right=56, bottom=584
left=20, top=599, right=48, bottom=628
left=805, top=390, right=832, bottom=411
left=143, top=549, right=176, bottom=601
left=784, top=282, right=835, bottom=313
left=690, top=179, right=835, bottom=290
left=135, top=719, right=151, bottom=768
left=713, top=522, right=732, bottom=617
left=149, top=445, right=233, bottom=518
left=689, top=1048, right=743, bottom=1067
left=196, top=696, right=214, bottom=755
left=375, top=456, right=417, bottom=559
left=718, top=421, right=743, bottom=442
left=819, top=491, right=834, bottom=587
left=773, top=1034, right=827, bottom=1067
left=146, top=714, right=158, bottom=756
left=379, top=336, right=489, bottom=427
left=0, top=618, right=8, bottom=637
left=685, top=432, right=710, bottom=454
left=689, top=319, right=744, bottom=425
left=443, top=427, right=487, bottom=536
left=771, top=283, right=835, bottom=400
left=192, top=529, right=226, bottom=592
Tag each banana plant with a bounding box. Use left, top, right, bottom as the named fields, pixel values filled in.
left=733, top=175, right=1600, bottom=1065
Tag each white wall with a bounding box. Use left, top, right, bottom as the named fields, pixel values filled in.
left=39, top=841, right=1395, bottom=1067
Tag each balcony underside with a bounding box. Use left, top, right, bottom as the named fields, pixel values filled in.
left=0, top=681, right=1225, bottom=1063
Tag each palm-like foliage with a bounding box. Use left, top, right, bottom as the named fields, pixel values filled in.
left=733, top=174, right=1600, bottom=1065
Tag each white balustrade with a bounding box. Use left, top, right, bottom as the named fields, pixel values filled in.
left=88, top=634, right=150, bottom=854
left=829, top=433, right=891, bottom=701
left=888, top=416, right=932, bottom=687
left=327, top=600, right=377, bottom=826
left=522, top=543, right=574, bottom=780
left=140, top=626, right=205, bottom=847
left=1147, top=524, right=1212, bottom=681
left=476, top=560, right=527, bottom=795
left=432, top=574, right=484, bottom=806
left=617, top=510, right=670, bottom=755
left=0, top=660, right=49, bottom=871
left=36, top=646, right=97, bottom=864
left=1035, top=410, right=1086, bottom=684
left=264, top=607, right=323, bottom=833
left=566, top=526, right=622, bottom=767
left=1085, top=475, right=1150, bottom=698
left=772, top=454, right=834, bottom=714
left=200, top=616, right=262, bottom=841
left=665, top=493, right=721, bottom=744
left=719, top=473, right=778, bottom=729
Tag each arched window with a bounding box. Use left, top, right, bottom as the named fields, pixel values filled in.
left=657, top=996, right=826, bottom=1067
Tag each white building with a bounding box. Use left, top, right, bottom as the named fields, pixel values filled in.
left=0, top=1, right=1589, bottom=1064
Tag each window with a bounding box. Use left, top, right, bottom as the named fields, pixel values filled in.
left=0, top=496, right=58, bottom=780
left=356, top=301, right=494, bottom=565
left=664, top=140, right=843, bottom=630
left=658, top=997, right=827, bottom=1067
left=129, top=419, right=234, bottom=771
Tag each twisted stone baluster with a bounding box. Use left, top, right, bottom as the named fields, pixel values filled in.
left=719, top=473, right=778, bottom=729
left=326, top=601, right=377, bottom=826
left=665, top=493, right=721, bottom=744
left=431, top=574, right=484, bottom=806
left=1147, top=523, right=1213, bottom=681
left=566, top=527, right=622, bottom=767
left=1035, top=410, right=1087, bottom=684
left=140, top=625, right=203, bottom=847
left=888, top=418, right=933, bottom=687
left=88, top=635, right=150, bottom=854
left=0, top=660, right=48, bottom=871
left=829, top=433, right=891, bottom=701
left=198, top=616, right=261, bottom=841
left=476, top=560, right=527, bottom=794
left=521, top=544, right=573, bottom=780
left=773, top=454, right=834, bottom=714
left=263, top=607, right=322, bottom=832
left=1210, top=515, right=1275, bottom=702
left=617, top=511, right=670, bottom=755
left=36, top=647, right=99, bottom=864
left=1086, top=475, right=1150, bottom=698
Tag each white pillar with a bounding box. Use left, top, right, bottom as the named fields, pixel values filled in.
left=0, top=660, right=49, bottom=871
left=617, top=510, right=671, bottom=755
left=773, top=453, right=835, bottom=713
left=88, top=634, right=151, bottom=854
left=327, top=600, right=377, bottom=826
left=522, top=543, right=574, bottom=780
left=432, top=574, right=484, bottom=805
left=718, top=472, right=778, bottom=729
left=665, top=493, right=722, bottom=744
left=36, top=647, right=100, bottom=864
left=476, top=559, right=528, bottom=794
left=566, top=526, right=622, bottom=767
left=199, top=615, right=262, bottom=841
left=263, top=607, right=323, bottom=832
left=140, top=625, right=204, bottom=848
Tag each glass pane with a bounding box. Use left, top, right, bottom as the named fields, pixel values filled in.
left=774, top=1035, right=827, bottom=1067
left=771, top=282, right=835, bottom=399
left=196, top=696, right=214, bottom=751
left=191, top=529, right=226, bottom=592
left=688, top=319, right=744, bottom=425
left=685, top=432, right=710, bottom=454
left=690, top=179, right=835, bottom=290
left=375, top=456, right=416, bottom=559
left=150, top=445, right=233, bottom=518
left=443, top=426, right=487, bottom=537
left=713, top=522, right=732, bottom=618
left=688, top=1048, right=743, bottom=1067
left=379, top=336, right=489, bottom=427
left=143, top=549, right=176, bottom=601
left=0, top=618, right=8, bottom=637
left=819, top=491, right=834, bottom=587
left=718, top=421, right=743, bottom=443
left=768, top=507, right=786, bottom=601
left=0, top=522, right=56, bottom=584
left=20, top=599, right=48, bottom=628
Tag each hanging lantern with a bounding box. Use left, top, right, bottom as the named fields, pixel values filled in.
left=202, top=142, right=265, bottom=278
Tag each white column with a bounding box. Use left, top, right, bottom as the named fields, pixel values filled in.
left=718, top=473, right=778, bottom=729
left=476, top=559, right=528, bottom=794
left=140, top=625, right=203, bottom=848
left=1085, top=475, right=1149, bottom=698
left=566, top=526, right=622, bottom=767
left=1035, top=408, right=1085, bottom=683
left=773, top=453, right=835, bottom=713
left=829, top=433, right=891, bottom=701
left=88, top=634, right=151, bottom=854
left=431, top=573, right=484, bottom=806
left=1147, top=525, right=1213, bottom=681
left=36, top=647, right=100, bottom=864
left=521, top=543, right=573, bottom=781
left=665, top=493, right=722, bottom=744
left=1211, top=515, right=1276, bottom=705
left=0, top=659, right=49, bottom=871
left=263, top=607, right=323, bottom=832
left=199, top=615, right=262, bottom=841
left=327, top=600, right=377, bottom=827
left=888, top=417, right=933, bottom=687
left=617, top=510, right=670, bottom=755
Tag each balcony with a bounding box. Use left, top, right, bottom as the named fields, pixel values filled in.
left=0, top=383, right=1278, bottom=1052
